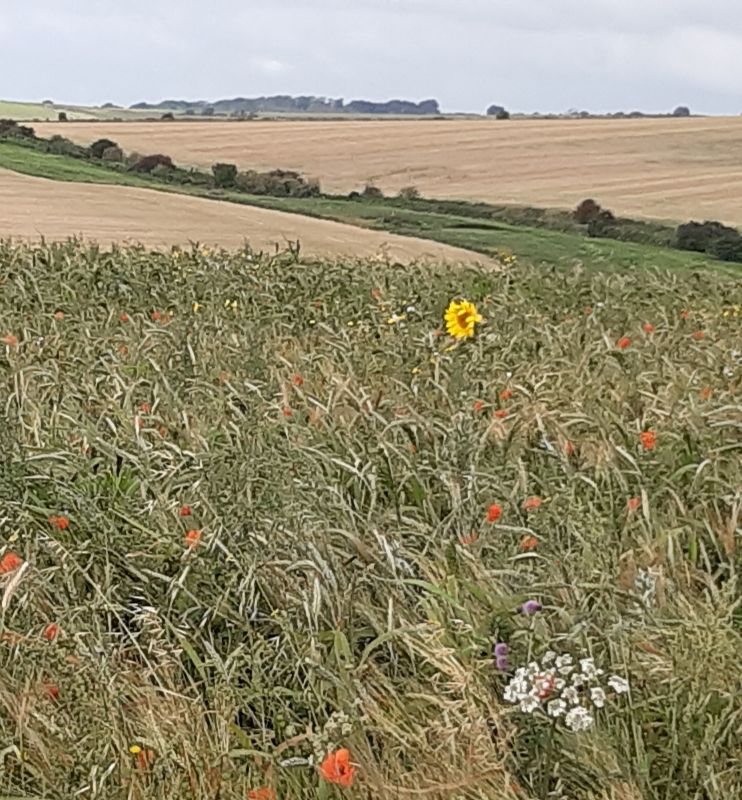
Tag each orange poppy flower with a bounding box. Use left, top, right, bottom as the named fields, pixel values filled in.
left=0, top=552, right=23, bottom=575
left=248, top=789, right=276, bottom=800
left=523, top=496, right=542, bottom=511
left=119, top=344, right=129, bottom=356
left=1, top=334, right=18, bottom=346
left=520, top=535, right=538, bottom=551
left=494, top=409, right=508, bottom=419
left=151, top=310, right=161, bottom=321
left=292, top=374, right=304, bottom=387
left=472, top=399, right=484, bottom=413
left=691, top=331, right=705, bottom=341
left=499, top=389, right=513, bottom=401
left=119, top=313, right=129, bottom=323
left=639, top=430, right=657, bottom=450
left=642, top=323, right=655, bottom=334
left=44, top=684, right=60, bottom=701
left=48, top=515, right=70, bottom=530
left=486, top=504, right=503, bottom=523
left=139, top=402, right=151, bottom=414
left=136, top=748, right=155, bottom=770
left=680, top=310, right=690, bottom=319
left=43, top=623, right=60, bottom=642
left=185, top=530, right=202, bottom=549
left=281, top=407, right=293, bottom=418
left=370, top=288, right=382, bottom=300
left=179, top=505, right=192, bottom=517
left=699, top=387, right=713, bottom=401
left=53, top=311, right=65, bottom=321
left=626, top=497, right=641, bottom=513
left=617, top=336, right=631, bottom=350
left=319, top=748, right=356, bottom=788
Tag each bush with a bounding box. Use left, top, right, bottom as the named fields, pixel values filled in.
left=58, top=111, right=68, bottom=122
left=101, top=145, right=124, bottom=163
left=362, top=183, right=384, bottom=199
left=151, top=164, right=175, bottom=180
left=495, top=109, right=511, bottom=120
left=574, top=199, right=613, bottom=224
left=234, top=168, right=320, bottom=197
left=675, top=221, right=731, bottom=252
left=161, top=112, right=175, bottom=121
left=0, top=119, right=35, bottom=139
left=46, top=135, right=88, bottom=158
left=129, top=154, right=174, bottom=173
left=125, top=151, right=143, bottom=168
left=705, top=229, right=742, bottom=262
left=212, top=162, right=238, bottom=188
left=89, top=138, right=119, bottom=159
left=398, top=186, right=421, bottom=201
left=673, top=106, right=691, bottom=117
left=486, top=104, right=506, bottom=117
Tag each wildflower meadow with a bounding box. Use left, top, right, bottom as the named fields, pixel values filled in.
left=0, top=240, right=740, bottom=799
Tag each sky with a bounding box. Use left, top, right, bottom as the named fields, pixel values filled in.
left=2, top=0, right=742, bottom=114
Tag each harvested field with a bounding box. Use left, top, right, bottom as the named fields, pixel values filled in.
left=34, top=117, right=742, bottom=224
left=0, top=167, right=481, bottom=262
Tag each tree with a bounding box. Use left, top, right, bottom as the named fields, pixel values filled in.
left=212, top=163, right=238, bottom=187
left=672, top=106, right=691, bottom=117
left=574, top=199, right=614, bottom=224
left=58, top=112, right=68, bottom=122
left=89, top=138, right=118, bottom=158
left=161, top=112, right=175, bottom=121
left=202, top=106, right=215, bottom=117
left=496, top=109, right=511, bottom=120
left=486, top=104, right=505, bottom=116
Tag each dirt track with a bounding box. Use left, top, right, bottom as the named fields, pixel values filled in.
left=34, top=117, right=742, bottom=225
left=0, top=168, right=481, bottom=262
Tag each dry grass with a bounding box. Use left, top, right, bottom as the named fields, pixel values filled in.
left=0, top=240, right=740, bottom=799
left=0, top=168, right=482, bottom=263
left=34, top=117, right=742, bottom=224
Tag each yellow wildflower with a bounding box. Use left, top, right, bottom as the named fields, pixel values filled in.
left=444, top=300, right=483, bottom=339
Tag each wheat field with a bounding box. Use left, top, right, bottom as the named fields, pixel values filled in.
left=34, top=117, right=742, bottom=224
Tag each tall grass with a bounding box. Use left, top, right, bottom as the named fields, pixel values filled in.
left=0, top=240, right=739, bottom=799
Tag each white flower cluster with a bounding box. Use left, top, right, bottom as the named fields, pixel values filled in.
left=503, top=651, right=629, bottom=732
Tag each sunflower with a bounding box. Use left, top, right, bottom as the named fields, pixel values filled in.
left=444, top=299, right=483, bottom=339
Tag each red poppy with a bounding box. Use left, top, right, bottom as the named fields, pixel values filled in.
left=43, top=623, right=60, bottom=642
left=44, top=684, right=60, bottom=701
left=639, top=430, right=657, bottom=450
left=119, top=345, right=129, bottom=356
left=179, top=505, right=192, bottom=517
left=520, top=535, right=538, bottom=551
left=139, top=402, right=151, bottom=414
left=185, top=530, right=202, bottom=549
left=565, top=440, right=575, bottom=456
left=583, top=306, right=593, bottom=315
left=459, top=532, right=478, bottom=545
left=642, top=323, right=655, bottom=334
left=494, top=409, right=508, bottom=419
left=134, top=415, right=143, bottom=431
left=281, top=407, right=293, bottom=418
left=680, top=310, right=690, bottom=319
left=370, top=288, right=382, bottom=300
left=248, top=789, right=276, bottom=800
left=53, top=311, right=65, bottom=321
left=158, top=425, right=167, bottom=438
left=472, top=399, right=484, bottom=413
left=523, top=496, right=542, bottom=511
left=699, top=387, right=713, bottom=401
left=0, top=552, right=23, bottom=575
left=292, top=374, right=304, bottom=387
left=626, top=497, right=641, bottom=513
left=136, top=749, right=155, bottom=770
left=151, top=310, right=162, bottom=321
left=119, top=313, right=129, bottom=323
left=617, top=336, right=631, bottom=350
left=486, top=504, right=503, bottom=523
left=319, top=748, right=356, bottom=788
left=499, top=389, right=513, bottom=401
left=1, top=334, right=18, bottom=346
left=691, top=331, right=705, bottom=341
left=48, top=515, right=70, bottom=530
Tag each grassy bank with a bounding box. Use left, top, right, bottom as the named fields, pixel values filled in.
left=0, top=240, right=740, bottom=799
left=0, top=141, right=731, bottom=274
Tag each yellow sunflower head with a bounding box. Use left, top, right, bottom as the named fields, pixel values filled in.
left=444, top=299, right=483, bottom=339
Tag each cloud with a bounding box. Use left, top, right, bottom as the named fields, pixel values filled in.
left=252, top=58, right=288, bottom=74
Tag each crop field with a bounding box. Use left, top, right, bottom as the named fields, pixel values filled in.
left=0, top=167, right=480, bottom=262
left=0, top=100, right=152, bottom=121
left=0, top=240, right=739, bottom=800
left=33, top=117, right=742, bottom=225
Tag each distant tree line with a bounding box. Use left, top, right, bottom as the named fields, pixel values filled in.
left=129, top=95, right=441, bottom=116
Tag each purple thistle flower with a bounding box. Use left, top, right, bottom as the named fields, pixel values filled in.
left=521, top=599, right=542, bottom=615
left=496, top=654, right=509, bottom=671
left=494, top=642, right=509, bottom=657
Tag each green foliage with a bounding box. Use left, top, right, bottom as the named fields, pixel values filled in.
left=211, top=161, right=238, bottom=187
left=676, top=220, right=742, bottom=263
left=89, top=137, right=119, bottom=158
left=101, top=145, right=124, bottom=162
left=397, top=185, right=421, bottom=201
left=0, top=240, right=740, bottom=799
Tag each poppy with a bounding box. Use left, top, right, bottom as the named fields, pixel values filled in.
left=583, top=306, right=593, bottom=315
left=486, top=504, right=503, bottom=523
left=642, top=323, right=655, bottom=334
left=1, top=334, right=18, bottom=346
left=292, top=374, right=304, bottom=387
left=48, top=515, right=70, bottom=530
left=44, top=684, right=60, bottom=701
left=565, top=440, right=575, bottom=456
left=472, top=400, right=484, bottom=413
left=691, top=331, right=705, bottom=341
left=43, top=623, right=60, bottom=642
left=179, top=505, right=192, bottom=517
left=626, top=497, right=641, bottom=513
left=370, top=288, right=382, bottom=300
left=319, top=748, right=356, bottom=788
left=523, top=496, right=542, bottom=511
left=185, top=530, right=202, bottom=549
left=459, top=532, right=478, bottom=545
left=53, top=311, right=65, bottom=321
left=119, top=313, right=129, bottom=323
left=151, top=310, right=162, bottom=321
left=639, top=430, right=657, bottom=450
left=680, top=310, right=690, bottom=319
left=617, top=336, right=631, bottom=350
left=0, top=552, right=23, bottom=574
left=699, top=387, right=713, bottom=401
left=499, top=389, right=513, bottom=401
left=248, top=789, right=276, bottom=800
left=520, top=535, right=538, bottom=551
left=494, top=409, right=508, bottom=419
left=281, top=407, right=293, bottom=418
left=139, top=402, right=151, bottom=414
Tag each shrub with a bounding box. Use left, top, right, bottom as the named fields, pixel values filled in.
left=397, top=186, right=421, bottom=201
left=212, top=162, right=238, bottom=188
left=495, top=109, right=511, bottom=120
left=161, top=112, right=175, bottom=121
left=151, top=163, right=174, bottom=180
left=486, top=104, right=506, bottom=117
left=129, top=154, right=174, bottom=173
left=58, top=111, right=68, bottom=122
left=89, top=138, right=119, bottom=159
left=672, top=106, right=691, bottom=117
left=574, top=198, right=613, bottom=224
left=675, top=221, right=731, bottom=252
left=0, top=119, right=35, bottom=139
left=362, top=183, right=384, bottom=199
left=46, top=135, right=87, bottom=158
left=125, top=151, right=143, bottom=168
left=101, top=145, right=124, bottom=162
left=705, top=229, right=742, bottom=262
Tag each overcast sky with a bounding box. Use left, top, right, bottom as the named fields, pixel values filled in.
left=2, top=0, right=742, bottom=114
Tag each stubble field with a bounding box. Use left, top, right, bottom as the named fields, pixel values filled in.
left=34, top=117, right=742, bottom=225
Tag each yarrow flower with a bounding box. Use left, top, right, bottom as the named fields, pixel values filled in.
left=444, top=299, right=483, bottom=339
left=503, top=650, right=629, bottom=732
